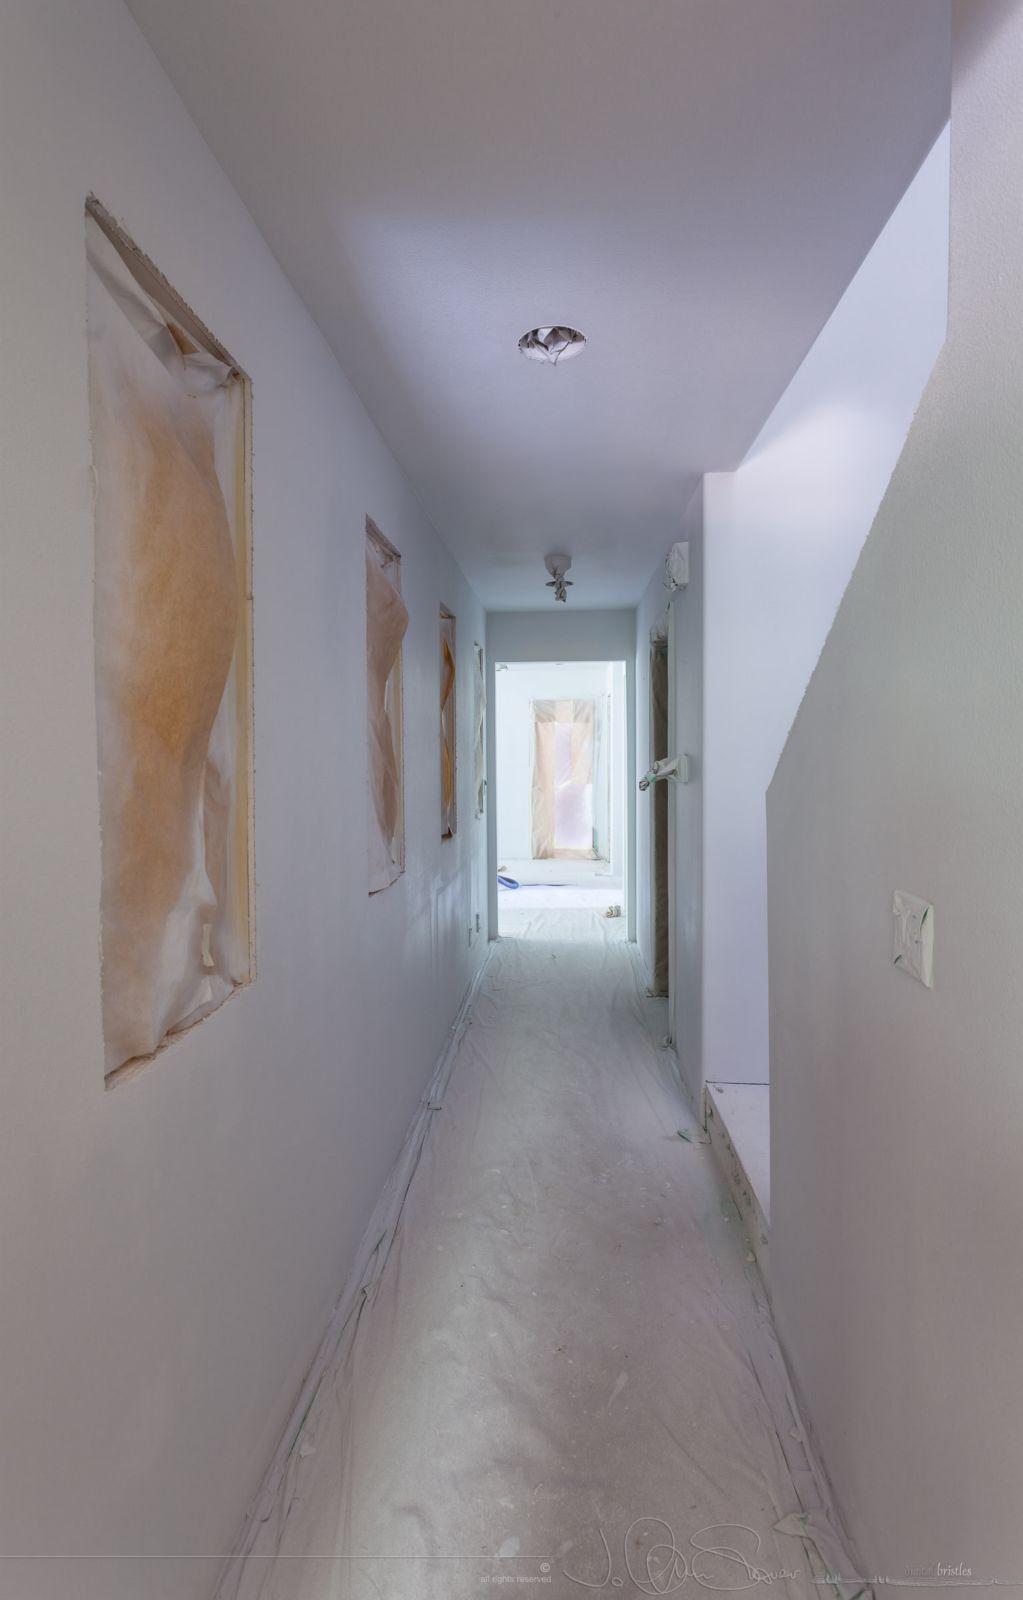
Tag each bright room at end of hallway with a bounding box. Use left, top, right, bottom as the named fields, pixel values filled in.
left=493, top=660, right=626, bottom=934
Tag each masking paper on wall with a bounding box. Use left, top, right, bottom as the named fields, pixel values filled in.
left=86, top=210, right=253, bottom=1077
left=472, top=643, right=486, bottom=817
left=531, top=698, right=597, bottom=859
left=440, top=609, right=457, bottom=838
left=367, top=533, right=408, bottom=891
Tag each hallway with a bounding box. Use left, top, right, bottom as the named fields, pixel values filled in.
left=8, top=0, right=1023, bottom=1588
left=225, top=913, right=851, bottom=1599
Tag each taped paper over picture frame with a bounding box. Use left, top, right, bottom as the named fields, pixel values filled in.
left=86, top=204, right=254, bottom=1079
left=366, top=523, right=408, bottom=892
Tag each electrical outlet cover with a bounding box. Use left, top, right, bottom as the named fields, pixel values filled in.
left=892, top=891, right=934, bottom=989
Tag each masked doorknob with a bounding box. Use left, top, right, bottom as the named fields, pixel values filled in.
left=639, top=753, right=690, bottom=790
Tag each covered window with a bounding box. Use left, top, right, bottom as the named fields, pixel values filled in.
left=366, top=521, right=408, bottom=892
left=530, top=698, right=599, bottom=860
left=86, top=201, right=254, bottom=1078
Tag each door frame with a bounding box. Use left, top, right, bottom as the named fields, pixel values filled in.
left=648, top=603, right=677, bottom=1041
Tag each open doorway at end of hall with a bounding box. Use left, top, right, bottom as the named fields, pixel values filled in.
left=494, top=660, right=626, bottom=932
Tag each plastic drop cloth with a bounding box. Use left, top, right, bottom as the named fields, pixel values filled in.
left=531, top=699, right=598, bottom=860
left=86, top=213, right=251, bottom=1075
left=219, top=912, right=866, bottom=1600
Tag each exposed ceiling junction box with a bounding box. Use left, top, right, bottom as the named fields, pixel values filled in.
left=544, top=553, right=573, bottom=603
left=518, top=326, right=586, bottom=364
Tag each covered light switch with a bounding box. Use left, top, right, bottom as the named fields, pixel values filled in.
left=892, top=891, right=934, bottom=989
left=666, top=542, right=689, bottom=590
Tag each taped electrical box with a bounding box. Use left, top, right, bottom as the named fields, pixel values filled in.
left=666, top=542, right=689, bottom=591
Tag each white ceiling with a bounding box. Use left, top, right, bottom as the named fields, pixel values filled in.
left=126, top=0, right=949, bottom=608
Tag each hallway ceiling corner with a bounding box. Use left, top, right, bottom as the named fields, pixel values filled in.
left=125, top=0, right=950, bottom=608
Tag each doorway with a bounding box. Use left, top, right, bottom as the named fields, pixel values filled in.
left=645, top=607, right=676, bottom=1041
left=494, top=660, right=626, bottom=932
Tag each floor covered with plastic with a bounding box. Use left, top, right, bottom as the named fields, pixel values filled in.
left=220, top=908, right=860, bottom=1600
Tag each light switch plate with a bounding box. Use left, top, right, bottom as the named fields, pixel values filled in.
left=892, top=891, right=934, bottom=989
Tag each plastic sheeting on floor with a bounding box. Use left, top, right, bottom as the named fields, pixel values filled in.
left=218, top=912, right=865, bottom=1600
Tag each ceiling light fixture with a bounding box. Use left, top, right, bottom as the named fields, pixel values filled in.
left=544, top=553, right=573, bottom=603
left=519, top=326, right=586, bottom=365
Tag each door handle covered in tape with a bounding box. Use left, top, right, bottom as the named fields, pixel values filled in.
left=639, top=753, right=690, bottom=791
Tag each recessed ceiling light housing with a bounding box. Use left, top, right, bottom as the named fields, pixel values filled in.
left=519, top=326, right=586, bottom=364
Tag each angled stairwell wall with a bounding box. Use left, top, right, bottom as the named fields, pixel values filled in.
left=768, top=0, right=1023, bottom=1578
left=702, top=126, right=950, bottom=1090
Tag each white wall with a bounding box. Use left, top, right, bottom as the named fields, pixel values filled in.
left=768, top=0, right=1023, bottom=1579
left=0, top=1, right=486, bottom=1594
left=635, top=485, right=704, bottom=1107
left=494, top=662, right=619, bottom=866
left=485, top=610, right=636, bottom=939
left=701, top=130, right=949, bottom=1087
left=486, top=608, right=636, bottom=664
